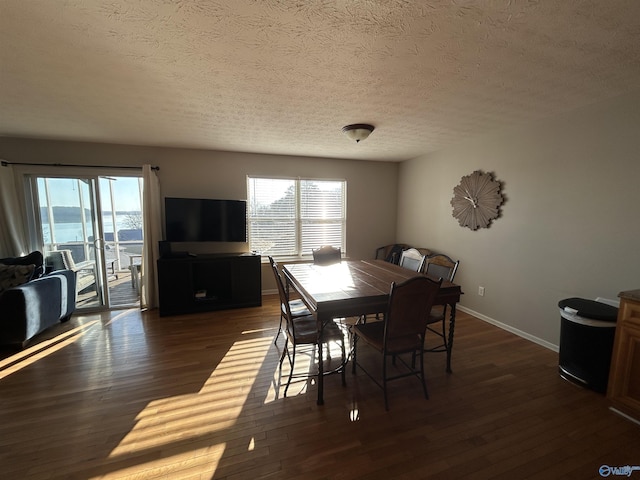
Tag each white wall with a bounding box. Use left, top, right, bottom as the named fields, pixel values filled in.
left=0, top=139, right=400, bottom=290
left=397, top=90, right=640, bottom=348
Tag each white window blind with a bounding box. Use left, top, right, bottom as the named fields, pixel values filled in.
left=247, top=177, right=346, bottom=257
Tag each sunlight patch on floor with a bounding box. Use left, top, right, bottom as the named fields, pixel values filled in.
left=90, top=444, right=225, bottom=480
left=103, top=308, right=141, bottom=327
left=104, top=333, right=274, bottom=478
left=0, top=320, right=99, bottom=379
left=265, top=339, right=347, bottom=402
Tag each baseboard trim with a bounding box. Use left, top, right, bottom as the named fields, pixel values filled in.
left=609, top=407, right=640, bottom=426
left=457, top=305, right=559, bottom=353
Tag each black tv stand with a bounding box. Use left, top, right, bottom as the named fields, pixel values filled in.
left=157, top=253, right=261, bottom=316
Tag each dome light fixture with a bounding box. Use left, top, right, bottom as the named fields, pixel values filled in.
left=342, top=123, right=375, bottom=143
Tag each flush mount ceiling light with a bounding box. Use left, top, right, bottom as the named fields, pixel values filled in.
left=342, top=124, right=375, bottom=143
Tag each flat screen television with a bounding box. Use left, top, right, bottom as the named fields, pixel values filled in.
left=165, top=197, right=247, bottom=242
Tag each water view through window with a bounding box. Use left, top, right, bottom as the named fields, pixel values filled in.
left=34, top=175, right=143, bottom=310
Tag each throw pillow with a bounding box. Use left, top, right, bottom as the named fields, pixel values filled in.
left=0, top=264, right=36, bottom=294
left=0, top=251, right=44, bottom=278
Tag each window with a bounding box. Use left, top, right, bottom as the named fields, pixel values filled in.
left=247, top=176, right=346, bottom=258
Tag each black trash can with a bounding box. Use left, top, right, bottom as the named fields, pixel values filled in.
left=558, top=297, right=618, bottom=393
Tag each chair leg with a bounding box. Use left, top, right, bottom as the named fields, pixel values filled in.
left=441, top=319, right=449, bottom=355
left=383, top=355, right=389, bottom=411
left=284, top=343, right=296, bottom=397
left=279, top=337, right=288, bottom=365
left=274, top=314, right=283, bottom=344
left=340, top=338, right=346, bottom=386
left=419, top=348, right=429, bottom=400
left=351, top=334, right=358, bottom=374
left=440, top=306, right=449, bottom=351
left=278, top=338, right=288, bottom=394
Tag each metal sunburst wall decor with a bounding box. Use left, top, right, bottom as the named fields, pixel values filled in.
left=451, top=170, right=504, bottom=230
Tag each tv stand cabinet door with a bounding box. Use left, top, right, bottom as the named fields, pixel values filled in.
left=158, top=259, right=193, bottom=316
left=231, top=255, right=262, bottom=305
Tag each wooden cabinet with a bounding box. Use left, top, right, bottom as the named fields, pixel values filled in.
left=607, top=290, right=640, bottom=422
left=158, top=254, right=261, bottom=316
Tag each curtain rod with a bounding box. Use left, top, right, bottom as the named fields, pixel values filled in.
left=1, top=160, right=159, bottom=171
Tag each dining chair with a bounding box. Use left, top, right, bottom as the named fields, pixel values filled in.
left=269, top=256, right=312, bottom=344
left=272, top=260, right=347, bottom=396
left=312, top=245, right=342, bottom=265
left=375, top=243, right=410, bottom=264
left=399, top=248, right=426, bottom=273
left=352, top=275, right=442, bottom=410
left=366, top=246, right=428, bottom=324
left=375, top=244, right=432, bottom=265
left=423, top=254, right=460, bottom=355
left=424, top=254, right=459, bottom=282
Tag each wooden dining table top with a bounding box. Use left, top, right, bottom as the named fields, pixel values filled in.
left=282, top=259, right=462, bottom=321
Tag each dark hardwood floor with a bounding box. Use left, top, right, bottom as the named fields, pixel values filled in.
left=0, top=295, right=638, bottom=479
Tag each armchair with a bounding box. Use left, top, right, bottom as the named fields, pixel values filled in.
left=46, top=250, right=95, bottom=294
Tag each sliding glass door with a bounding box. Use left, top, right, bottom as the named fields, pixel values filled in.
left=27, top=174, right=143, bottom=311
left=98, top=176, right=144, bottom=309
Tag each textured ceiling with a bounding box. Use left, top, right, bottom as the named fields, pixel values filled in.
left=1, top=1, right=639, bottom=162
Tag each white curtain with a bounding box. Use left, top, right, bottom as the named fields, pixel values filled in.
left=140, top=165, right=162, bottom=309
left=0, top=163, right=29, bottom=258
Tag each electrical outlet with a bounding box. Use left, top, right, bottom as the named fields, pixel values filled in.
left=478, top=286, right=485, bottom=296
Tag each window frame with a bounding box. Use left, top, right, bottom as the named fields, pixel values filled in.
left=247, top=176, right=347, bottom=260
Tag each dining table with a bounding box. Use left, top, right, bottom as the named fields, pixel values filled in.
left=282, top=259, right=463, bottom=405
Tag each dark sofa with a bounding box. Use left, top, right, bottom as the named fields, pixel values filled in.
left=0, top=251, right=76, bottom=348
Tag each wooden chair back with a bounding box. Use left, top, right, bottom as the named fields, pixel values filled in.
left=375, top=243, right=410, bottom=264
left=312, top=245, right=342, bottom=265
left=268, top=256, right=288, bottom=308
left=375, top=244, right=431, bottom=265
left=424, top=254, right=459, bottom=282
left=384, top=276, right=442, bottom=352
left=399, top=248, right=426, bottom=272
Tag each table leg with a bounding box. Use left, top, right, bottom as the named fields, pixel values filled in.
left=446, top=303, right=456, bottom=373
left=317, top=316, right=324, bottom=405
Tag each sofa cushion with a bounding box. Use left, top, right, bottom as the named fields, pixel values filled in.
left=0, top=264, right=36, bottom=294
